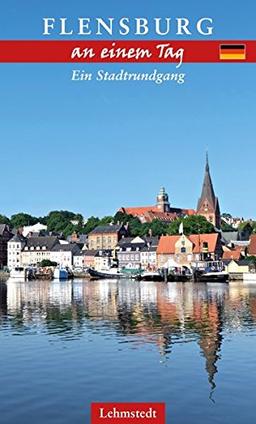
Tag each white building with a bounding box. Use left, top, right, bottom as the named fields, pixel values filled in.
left=22, top=236, right=60, bottom=266
left=50, top=244, right=81, bottom=268
left=73, top=253, right=84, bottom=268
left=140, top=246, right=157, bottom=270
left=8, top=233, right=83, bottom=270
left=22, top=223, right=47, bottom=237
left=8, top=233, right=27, bottom=269
left=94, top=250, right=112, bottom=271
left=117, top=236, right=159, bottom=270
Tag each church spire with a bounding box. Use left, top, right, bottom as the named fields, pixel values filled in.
left=198, top=154, right=216, bottom=209
left=206, top=151, right=209, bottom=171
left=197, top=154, right=221, bottom=228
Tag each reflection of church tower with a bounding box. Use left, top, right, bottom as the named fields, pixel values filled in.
left=157, top=187, right=171, bottom=213
left=198, top=301, right=223, bottom=394
left=197, top=154, right=221, bottom=229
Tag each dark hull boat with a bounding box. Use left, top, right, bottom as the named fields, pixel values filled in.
left=135, top=272, right=164, bottom=282
left=168, top=274, right=192, bottom=282
left=88, top=268, right=127, bottom=280
left=194, top=270, right=229, bottom=283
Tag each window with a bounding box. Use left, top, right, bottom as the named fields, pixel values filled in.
left=181, top=247, right=186, bottom=253
left=202, top=242, right=209, bottom=253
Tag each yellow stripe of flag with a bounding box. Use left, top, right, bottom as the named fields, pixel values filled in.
left=220, top=54, right=246, bottom=60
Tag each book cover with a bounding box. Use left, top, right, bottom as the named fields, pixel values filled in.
left=0, top=2, right=255, bottom=424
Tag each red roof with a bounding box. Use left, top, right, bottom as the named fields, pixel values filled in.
left=157, top=233, right=219, bottom=254
left=119, top=206, right=196, bottom=221
left=222, top=247, right=242, bottom=261
left=248, top=234, right=256, bottom=255
left=157, top=235, right=180, bottom=254
left=183, top=209, right=196, bottom=216
left=143, top=211, right=178, bottom=223
left=120, top=206, right=158, bottom=215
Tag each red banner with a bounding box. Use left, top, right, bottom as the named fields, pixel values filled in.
left=91, top=403, right=166, bottom=424
left=0, top=40, right=255, bottom=63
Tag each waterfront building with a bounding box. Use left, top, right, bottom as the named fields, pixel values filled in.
left=224, top=259, right=252, bottom=275
left=157, top=233, right=222, bottom=267
left=0, top=224, right=13, bottom=268
left=88, top=224, right=128, bottom=250
left=73, top=251, right=84, bottom=268
left=8, top=233, right=82, bottom=268
left=81, top=249, right=115, bottom=270
left=50, top=243, right=81, bottom=268
left=7, top=231, right=27, bottom=269
left=197, top=155, right=221, bottom=229
left=120, top=187, right=195, bottom=224
left=83, top=250, right=98, bottom=268
left=117, top=236, right=158, bottom=270
left=21, top=236, right=60, bottom=267
left=94, top=250, right=114, bottom=271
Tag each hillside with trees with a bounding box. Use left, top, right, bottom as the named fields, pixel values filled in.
left=0, top=210, right=217, bottom=238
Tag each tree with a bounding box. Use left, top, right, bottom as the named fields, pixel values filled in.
left=99, top=216, right=113, bottom=226
left=221, top=220, right=235, bottom=232
left=40, top=259, right=57, bottom=267
left=167, top=215, right=215, bottom=236
left=148, top=219, right=168, bottom=236
left=45, top=210, right=84, bottom=236
left=114, top=212, right=168, bottom=237
left=10, top=213, right=38, bottom=228
left=222, top=212, right=232, bottom=219
left=114, top=211, right=132, bottom=225
left=82, top=216, right=100, bottom=234
left=0, top=214, right=10, bottom=225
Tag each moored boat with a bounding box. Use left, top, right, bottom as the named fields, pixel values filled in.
left=194, top=270, right=229, bottom=283
left=168, top=273, right=192, bottom=282
left=9, top=267, right=27, bottom=280
left=134, top=271, right=164, bottom=282
left=88, top=267, right=127, bottom=280
left=54, top=267, right=69, bottom=280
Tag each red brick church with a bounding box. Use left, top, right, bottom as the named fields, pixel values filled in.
left=119, top=155, right=221, bottom=229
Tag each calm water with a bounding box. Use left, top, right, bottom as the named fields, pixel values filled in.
left=0, top=279, right=256, bottom=424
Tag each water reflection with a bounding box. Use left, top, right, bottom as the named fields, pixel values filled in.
left=1, top=279, right=256, bottom=397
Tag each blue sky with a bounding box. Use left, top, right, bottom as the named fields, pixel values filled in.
left=0, top=1, right=255, bottom=219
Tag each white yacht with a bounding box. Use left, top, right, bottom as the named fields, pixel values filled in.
left=9, top=267, right=26, bottom=280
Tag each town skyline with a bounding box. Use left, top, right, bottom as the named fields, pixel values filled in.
left=1, top=153, right=255, bottom=222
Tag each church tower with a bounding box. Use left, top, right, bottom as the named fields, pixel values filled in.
left=197, top=154, right=221, bottom=229
left=157, top=187, right=171, bottom=213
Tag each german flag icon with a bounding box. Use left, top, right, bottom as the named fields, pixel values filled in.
left=219, top=44, right=246, bottom=60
